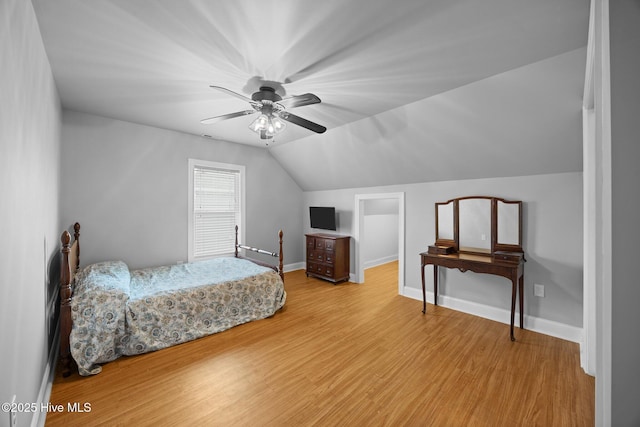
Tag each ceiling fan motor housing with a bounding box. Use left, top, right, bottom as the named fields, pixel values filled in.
left=252, top=86, right=282, bottom=103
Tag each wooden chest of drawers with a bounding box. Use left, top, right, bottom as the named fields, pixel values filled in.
left=305, top=234, right=350, bottom=283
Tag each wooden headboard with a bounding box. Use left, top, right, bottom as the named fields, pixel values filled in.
left=59, top=222, right=80, bottom=377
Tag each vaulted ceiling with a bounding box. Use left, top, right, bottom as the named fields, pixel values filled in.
left=33, top=0, right=590, bottom=190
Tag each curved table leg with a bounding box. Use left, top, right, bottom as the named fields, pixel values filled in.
left=433, top=266, right=438, bottom=306
left=519, top=275, right=524, bottom=329
left=510, top=279, right=517, bottom=341
left=421, top=262, right=426, bottom=314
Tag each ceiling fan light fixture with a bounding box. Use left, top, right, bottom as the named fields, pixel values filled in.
left=272, top=115, right=286, bottom=133
left=249, top=113, right=286, bottom=137
left=249, top=114, right=269, bottom=132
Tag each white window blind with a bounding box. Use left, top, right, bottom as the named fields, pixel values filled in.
left=192, top=165, right=241, bottom=258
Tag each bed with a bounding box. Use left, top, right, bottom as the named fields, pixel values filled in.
left=59, top=223, right=286, bottom=376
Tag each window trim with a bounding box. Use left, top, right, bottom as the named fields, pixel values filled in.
left=187, top=158, right=246, bottom=262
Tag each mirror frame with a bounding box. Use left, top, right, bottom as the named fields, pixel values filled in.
left=458, top=196, right=493, bottom=254
left=435, top=199, right=458, bottom=250
left=434, top=196, right=523, bottom=255
left=493, top=198, right=523, bottom=253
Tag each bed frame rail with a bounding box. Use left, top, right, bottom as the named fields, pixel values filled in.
left=234, top=225, right=284, bottom=283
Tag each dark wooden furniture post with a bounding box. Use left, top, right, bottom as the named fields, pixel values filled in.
left=59, top=222, right=80, bottom=377
left=278, top=229, right=284, bottom=283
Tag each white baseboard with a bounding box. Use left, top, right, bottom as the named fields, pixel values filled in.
left=363, top=255, right=398, bottom=269
left=402, top=286, right=583, bottom=344
left=284, top=262, right=304, bottom=273
left=31, top=323, right=60, bottom=427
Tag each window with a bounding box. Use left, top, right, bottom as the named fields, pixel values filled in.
left=188, top=159, right=245, bottom=262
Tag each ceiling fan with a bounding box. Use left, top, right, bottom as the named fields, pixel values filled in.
left=201, top=85, right=327, bottom=140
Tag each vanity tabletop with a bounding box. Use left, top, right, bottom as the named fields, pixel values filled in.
left=421, top=251, right=524, bottom=265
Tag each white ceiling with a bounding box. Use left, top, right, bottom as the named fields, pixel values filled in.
left=32, top=0, right=589, bottom=148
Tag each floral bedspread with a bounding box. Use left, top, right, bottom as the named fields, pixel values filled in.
left=69, top=257, right=286, bottom=376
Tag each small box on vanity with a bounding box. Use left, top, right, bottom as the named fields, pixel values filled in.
left=427, top=245, right=455, bottom=255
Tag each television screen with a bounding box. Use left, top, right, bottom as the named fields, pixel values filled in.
left=309, top=206, right=336, bottom=231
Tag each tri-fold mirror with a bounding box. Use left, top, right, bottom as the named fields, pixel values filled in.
left=434, top=196, right=523, bottom=255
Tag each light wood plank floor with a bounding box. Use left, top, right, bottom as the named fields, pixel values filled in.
left=47, top=262, right=594, bottom=426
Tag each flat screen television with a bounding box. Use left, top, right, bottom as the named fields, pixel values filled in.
left=309, top=206, right=337, bottom=231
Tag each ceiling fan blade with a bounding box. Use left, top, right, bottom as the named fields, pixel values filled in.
left=200, top=110, right=256, bottom=125
left=279, top=112, right=326, bottom=134
left=277, top=93, right=321, bottom=109
left=209, top=85, right=255, bottom=103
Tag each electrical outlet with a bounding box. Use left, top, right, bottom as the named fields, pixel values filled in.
left=534, top=284, right=545, bottom=298
left=9, top=394, right=16, bottom=427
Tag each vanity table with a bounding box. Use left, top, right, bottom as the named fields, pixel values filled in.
left=421, top=196, right=525, bottom=341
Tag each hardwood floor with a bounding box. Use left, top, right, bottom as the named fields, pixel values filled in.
left=46, top=262, right=594, bottom=426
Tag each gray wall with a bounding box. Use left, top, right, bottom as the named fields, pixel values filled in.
left=610, top=1, right=640, bottom=424
left=0, top=1, right=62, bottom=426
left=303, top=172, right=583, bottom=329
left=60, top=111, right=304, bottom=270
left=363, top=199, right=399, bottom=268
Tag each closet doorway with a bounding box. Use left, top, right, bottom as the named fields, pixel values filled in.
left=354, top=192, right=405, bottom=295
